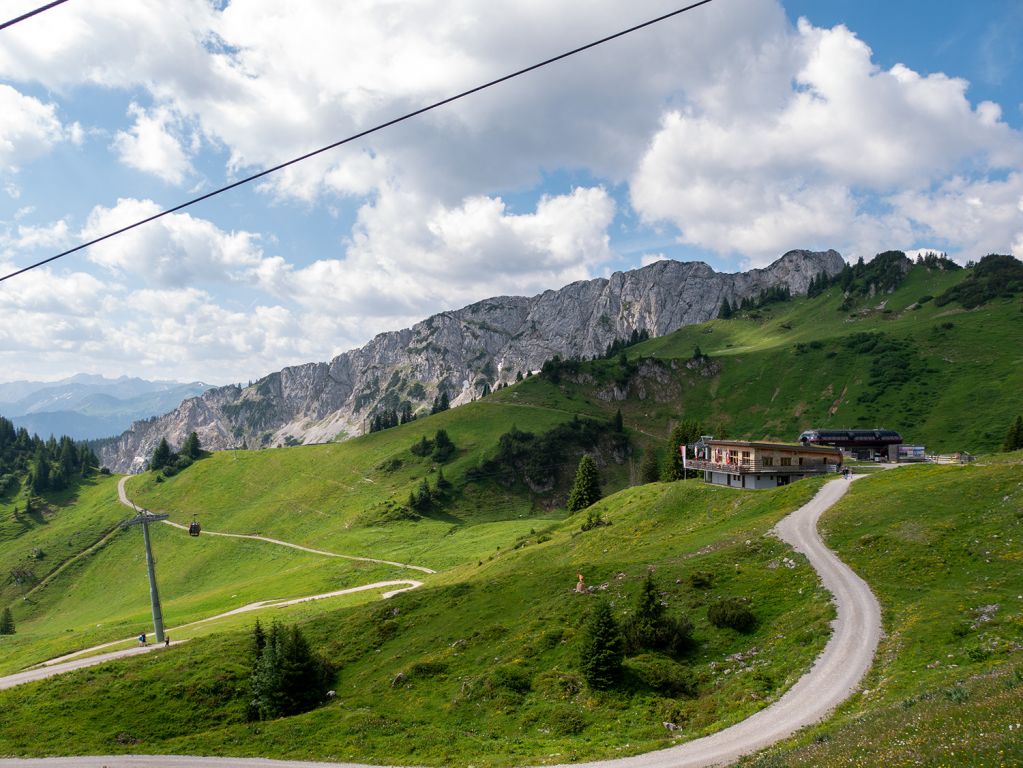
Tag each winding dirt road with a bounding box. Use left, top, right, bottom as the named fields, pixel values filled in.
left=1, top=477, right=880, bottom=768
left=117, top=477, right=436, bottom=574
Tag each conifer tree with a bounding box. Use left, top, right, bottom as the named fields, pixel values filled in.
left=182, top=431, right=201, bottom=460
left=151, top=438, right=172, bottom=471
left=432, top=429, right=455, bottom=462
left=718, top=298, right=733, bottom=319
left=567, top=454, right=602, bottom=512
left=1004, top=415, right=1023, bottom=452
left=613, top=409, right=624, bottom=433
left=31, top=451, right=49, bottom=494
left=640, top=449, right=661, bottom=484
left=578, top=600, right=623, bottom=689
left=249, top=621, right=331, bottom=720
left=0, top=606, right=14, bottom=635
left=661, top=420, right=702, bottom=482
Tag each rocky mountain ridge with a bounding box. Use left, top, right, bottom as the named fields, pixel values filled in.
left=99, top=250, right=845, bottom=472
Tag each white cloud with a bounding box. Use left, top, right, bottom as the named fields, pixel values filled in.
left=257, top=185, right=615, bottom=317
left=111, top=103, right=194, bottom=184
left=81, top=198, right=267, bottom=286
left=630, top=19, right=1023, bottom=264
left=0, top=84, right=67, bottom=172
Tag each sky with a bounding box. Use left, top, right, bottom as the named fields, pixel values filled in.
left=1, top=0, right=1021, bottom=386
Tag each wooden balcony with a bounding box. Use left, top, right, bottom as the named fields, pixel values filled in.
left=685, top=459, right=840, bottom=475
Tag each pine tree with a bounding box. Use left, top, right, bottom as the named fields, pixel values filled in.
left=432, top=429, right=455, bottom=462
left=613, top=409, right=624, bottom=433
left=251, top=618, right=267, bottom=659
left=661, top=420, right=703, bottom=482
left=567, top=454, right=602, bottom=512
left=182, top=431, right=201, bottom=460
left=718, top=298, right=733, bottom=319
left=249, top=621, right=331, bottom=720
left=31, top=451, right=50, bottom=494
left=435, top=467, right=452, bottom=491
left=0, top=606, right=14, bottom=635
left=640, top=449, right=661, bottom=484
left=1004, top=415, right=1023, bottom=452
left=624, top=572, right=664, bottom=653
left=151, top=438, right=171, bottom=471
left=578, top=600, right=623, bottom=689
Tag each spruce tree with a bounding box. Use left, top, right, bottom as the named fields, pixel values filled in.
left=1004, top=415, right=1023, bottom=452
left=0, top=606, right=14, bottom=635
left=151, top=438, right=171, bottom=471
left=432, top=429, right=455, bottom=462
left=640, top=449, right=661, bottom=484
left=31, top=452, right=50, bottom=494
left=661, top=420, right=702, bottom=482
left=613, top=409, right=624, bottom=433
left=567, top=454, right=602, bottom=512
left=249, top=621, right=331, bottom=720
left=718, top=298, right=733, bottom=319
left=182, top=431, right=201, bottom=460
left=578, top=600, right=624, bottom=689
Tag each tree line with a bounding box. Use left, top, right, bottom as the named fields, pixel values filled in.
left=0, top=415, right=101, bottom=499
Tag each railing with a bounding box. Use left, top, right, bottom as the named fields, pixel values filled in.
left=685, top=459, right=840, bottom=475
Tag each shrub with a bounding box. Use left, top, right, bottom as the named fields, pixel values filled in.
left=688, top=571, right=714, bottom=589
left=623, top=573, right=694, bottom=656
left=488, top=664, right=532, bottom=694
left=626, top=653, right=697, bottom=697
left=708, top=597, right=757, bottom=633
left=533, top=670, right=582, bottom=700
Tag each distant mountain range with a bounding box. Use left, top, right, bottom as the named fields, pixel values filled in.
left=0, top=374, right=214, bottom=441
left=98, top=250, right=845, bottom=473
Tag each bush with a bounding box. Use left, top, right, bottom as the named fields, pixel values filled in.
left=626, top=654, right=697, bottom=697
left=431, top=430, right=455, bottom=462
left=622, top=573, right=694, bottom=656
left=708, top=597, right=756, bottom=633
left=488, top=664, right=532, bottom=694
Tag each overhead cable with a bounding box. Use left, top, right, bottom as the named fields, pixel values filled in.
left=0, top=0, right=715, bottom=283
left=0, top=0, right=72, bottom=32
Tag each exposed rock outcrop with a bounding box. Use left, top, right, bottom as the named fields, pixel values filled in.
left=100, top=250, right=844, bottom=472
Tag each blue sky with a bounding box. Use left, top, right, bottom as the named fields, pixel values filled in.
left=1, top=0, right=1021, bottom=385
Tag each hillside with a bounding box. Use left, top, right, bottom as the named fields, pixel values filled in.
left=495, top=258, right=1022, bottom=454
left=98, top=249, right=844, bottom=472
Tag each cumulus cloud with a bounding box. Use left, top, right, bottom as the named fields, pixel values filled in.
left=0, top=84, right=68, bottom=172
left=256, top=185, right=615, bottom=317
left=630, top=18, right=1023, bottom=264
left=111, top=103, right=194, bottom=184
left=81, top=198, right=267, bottom=286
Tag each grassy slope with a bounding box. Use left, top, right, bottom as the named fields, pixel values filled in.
left=0, top=479, right=833, bottom=765
left=126, top=400, right=594, bottom=570
left=738, top=456, right=1023, bottom=767
left=500, top=264, right=1022, bottom=454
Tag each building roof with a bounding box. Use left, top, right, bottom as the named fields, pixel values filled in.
left=704, top=439, right=842, bottom=456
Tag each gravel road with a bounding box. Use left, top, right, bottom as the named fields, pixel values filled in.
left=1, top=477, right=880, bottom=768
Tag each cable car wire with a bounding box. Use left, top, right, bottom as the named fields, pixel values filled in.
left=0, top=0, right=715, bottom=284
left=0, top=0, right=72, bottom=32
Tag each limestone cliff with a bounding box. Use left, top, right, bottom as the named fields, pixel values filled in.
left=100, top=249, right=844, bottom=472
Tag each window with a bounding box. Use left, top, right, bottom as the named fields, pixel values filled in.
left=741, top=451, right=751, bottom=465
left=762, top=456, right=774, bottom=466
left=780, top=457, right=792, bottom=466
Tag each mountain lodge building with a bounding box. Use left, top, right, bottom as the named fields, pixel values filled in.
left=683, top=437, right=842, bottom=489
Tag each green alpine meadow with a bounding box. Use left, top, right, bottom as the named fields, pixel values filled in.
left=1, top=256, right=1021, bottom=766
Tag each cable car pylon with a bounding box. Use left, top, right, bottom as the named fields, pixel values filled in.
left=120, top=503, right=170, bottom=643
